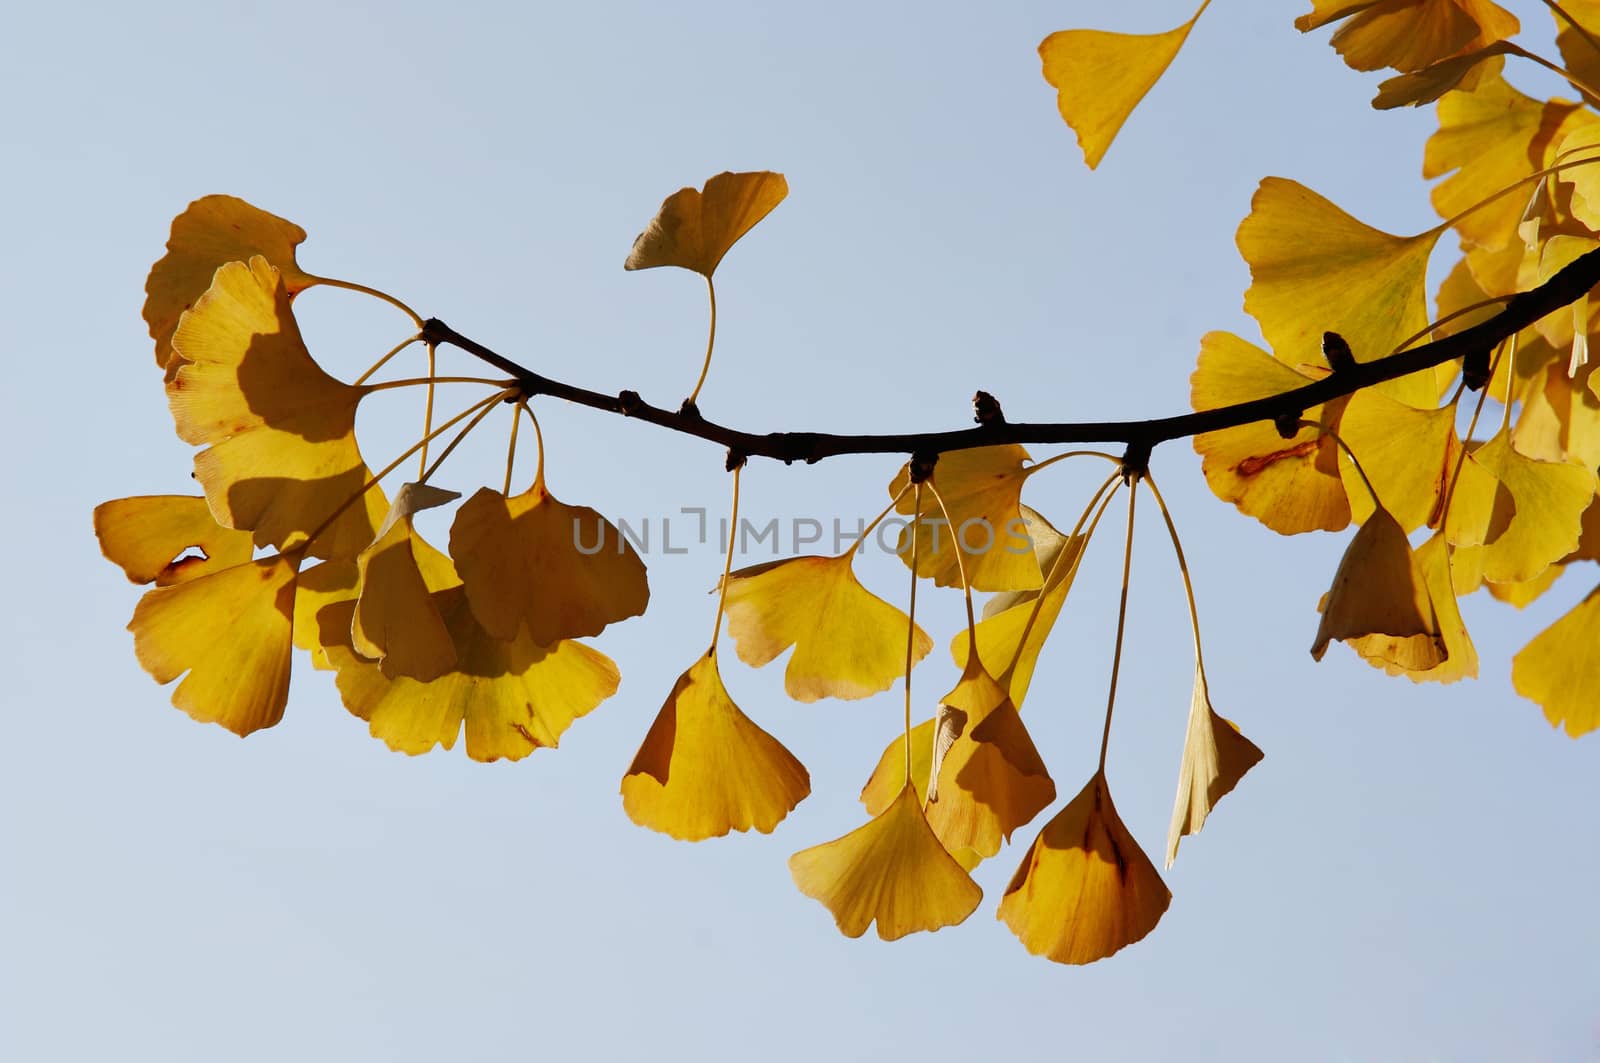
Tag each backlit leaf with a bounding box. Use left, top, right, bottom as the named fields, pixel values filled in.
left=624, top=171, right=788, bottom=277
left=351, top=484, right=461, bottom=681
left=621, top=652, right=809, bottom=840
left=1295, top=0, right=1519, bottom=73
left=94, top=495, right=254, bottom=587
left=1166, top=663, right=1262, bottom=868
left=998, top=772, right=1171, bottom=965
left=1311, top=505, right=1445, bottom=665
left=1511, top=582, right=1600, bottom=736
left=722, top=553, right=931, bottom=702
left=1346, top=531, right=1477, bottom=682
left=1038, top=2, right=1209, bottom=169
left=789, top=784, right=982, bottom=941
left=167, top=256, right=385, bottom=560
left=890, top=445, right=1041, bottom=592
left=144, top=195, right=316, bottom=369
left=1372, top=42, right=1514, bottom=108
left=1336, top=388, right=1459, bottom=531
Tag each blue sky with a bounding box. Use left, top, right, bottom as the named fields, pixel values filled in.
left=3, top=2, right=1597, bottom=1059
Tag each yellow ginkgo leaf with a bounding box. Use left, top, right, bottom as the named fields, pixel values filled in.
left=789, top=783, right=983, bottom=941
left=94, top=495, right=255, bottom=587
left=861, top=718, right=936, bottom=808
left=890, top=445, right=1041, bottom=592
left=923, top=654, right=1055, bottom=860
left=1557, top=118, right=1600, bottom=234
left=1038, top=1, right=1209, bottom=170
left=1371, top=42, right=1515, bottom=108
left=167, top=256, right=386, bottom=561
left=352, top=483, right=461, bottom=681
left=1555, top=2, right=1600, bottom=125
left=1337, top=388, right=1459, bottom=531
left=1166, top=663, right=1263, bottom=868
left=1191, top=331, right=1351, bottom=535
left=998, top=772, right=1171, bottom=965
left=1295, top=0, right=1519, bottom=73
left=981, top=506, right=1072, bottom=617
left=1347, top=531, right=1478, bottom=682
left=621, top=652, right=810, bottom=841
left=721, top=553, right=932, bottom=701
left=1239, top=178, right=1441, bottom=406
left=1515, top=363, right=1600, bottom=471
left=624, top=171, right=788, bottom=277
left=1312, top=504, right=1445, bottom=664
left=299, top=535, right=620, bottom=760
left=144, top=195, right=317, bottom=370
left=129, top=553, right=301, bottom=736
left=1512, top=582, right=1600, bottom=737
left=1426, top=62, right=1584, bottom=248
left=951, top=529, right=1087, bottom=709
left=1451, top=431, right=1596, bottom=584
left=449, top=481, right=648, bottom=644
left=1485, top=564, right=1564, bottom=608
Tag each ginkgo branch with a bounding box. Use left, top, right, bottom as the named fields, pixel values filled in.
left=418, top=245, right=1600, bottom=466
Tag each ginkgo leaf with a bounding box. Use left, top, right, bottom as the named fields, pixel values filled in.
left=167, top=256, right=386, bottom=561
left=1555, top=2, right=1600, bottom=121
left=1448, top=431, right=1596, bottom=584
left=1239, top=178, right=1441, bottom=406
left=144, top=195, right=317, bottom=370
left=721, top=553, right=931, bottom=701
left=94, top=495, right=255, bottom=587
left=1372, top=42, right=1514, bottom=108
left=1485, top=563, right=1564, bottom=608
left=998, top=772, right=1171, bottom=965
left=449, top=481, right=648, bottom=644
left=1166, top=663, right=1262, bottom=868
left=981, top=506, right=1071, bottom=618
left=352, top=483, right=461, bottom=681
left=1296, top=0, right=1520, bottom=73
left=1513, top=363, right=1600, bottom=471
left=621, top=652, right=809, bottom=841
left=1312, top=504, right=1445, bottom=664
left=624, top=171, right=788, bottom=277
left=923, top=653, right=1055, bottom=860
left=1038, top=1, right=1209, bottom=170
left=1512, top=582, right=1600, bottom=737
left=861, top=718, right=936, bottom=810
left=1191, top=331, right=1351, bottom=535
left=951, top=529, right=1088, bottom=708
left=1336, top=388, right=1460, bottom=531
left=1426, top=62, right=1584, bottom=248
left=1346, top=531, right=1478, bottom=682
left=789, top=783, right=983, bottom=941
left=890, top=445, right=1041, bottom=592
left=298, top=535, right=620, bottom=759
left=129, top=553, right=301, bottom=736
left=1556, top=118, right=1600, bottom=233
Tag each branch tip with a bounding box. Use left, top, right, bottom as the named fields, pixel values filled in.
left=973, top=390, right=1006, bottom=426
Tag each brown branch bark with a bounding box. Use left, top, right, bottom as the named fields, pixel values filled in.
left=420, top=246, right=1600, bottom=466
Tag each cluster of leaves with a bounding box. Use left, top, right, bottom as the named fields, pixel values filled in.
left=96, top=0, right=1600, bottom=965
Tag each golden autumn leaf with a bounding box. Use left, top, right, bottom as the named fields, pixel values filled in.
left=1336, top=388, right=1459, bottom=531
left=923, top=653, right=1055, bottom=860
left=789, top=783, right=983, bottom=941
left=1554, top=2, right=1600, bottom=116
left=449, top=480, right=648, bottom=644
left=624, top=171, right=788, bottom=277
left=129, top=553, right=301, bottom=737
left=351, top=483, right=461, bottom=681
left=721, top=553, right=931, bottom=701
left=1512, top=582, right=1600, bottom=737
left=167, top=256, right=386, bottom=561
left=1038, top=1, right=1209, bottom=170
left=1371, top=42, right=1515, bottom=109
left=1295, top=0, right=1519, bottom=73
left=94, top=495, right=254, bottom=587
left=1513, top=362, right=1600, bottom=471
left=1447, top=431, right=1595, bottom=584
left=890, top=445, right=1040, bottom=592
left=1239, top=178, right=1440, bottom=406
left=621, top=652, right=809, bottom=841
left=951, top=526, right=1087, bottom=708
left=1312, top=504, right=1446, bottom=665
left=1191, top=331, right=1351, bottom=535
left=1426, top=62, right=1584, bottom=249
left=1485, top=563, right=1564, bottom=608
left=1347, top=531, right=1478, bottom=682
left=998, top=772, right=1171, bottom=965
left=144, top=195, right=317, bottom=370
left=1166, top=663, right=1262, bottom=867
left=296, top=535, right=620, bottom=760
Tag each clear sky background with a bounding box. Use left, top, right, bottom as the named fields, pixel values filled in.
left=3, top=2, right=1597, bottom=1060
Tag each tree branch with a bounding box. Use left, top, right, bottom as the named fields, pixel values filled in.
left=420, top=246, right=1600, bottom=465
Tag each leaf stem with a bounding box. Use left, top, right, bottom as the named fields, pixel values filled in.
left=310, top=275, right=425, bottom=328
left=1097, top=482, right=1138, bottom=775
left=686, top=275, right=717, bottom=408
left=353, top=335, right=422, bottom=386
left=902, top=481, right=924, bottom=784
left=709, top=463, right=742, bottom=653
